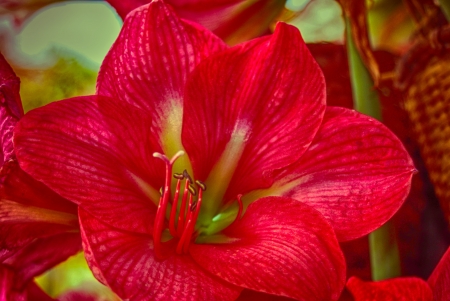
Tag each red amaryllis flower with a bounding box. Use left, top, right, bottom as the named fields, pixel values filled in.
left=14, top=1, right=414, bottom=300
left=346, top=246, right=450, bottom=301
left=105, top=0, right=286, bottom=45
left=0, top=53, right=81, bottom=299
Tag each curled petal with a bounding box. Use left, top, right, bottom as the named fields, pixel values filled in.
left=79, top=208, right=241, bottom=301
left=0, top=53, right=23, bottom=165
left=190, top=197, right=346, bottom=301
left=272, top=107, right=414, bottom=240
left=346, top=277, right=433, bottom=301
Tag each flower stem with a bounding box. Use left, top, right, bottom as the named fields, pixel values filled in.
left=345, top=16, right=401, bottom=280
left=368, top=222, right=401, bottom=280
left=344, top=17, right=381, bottom=120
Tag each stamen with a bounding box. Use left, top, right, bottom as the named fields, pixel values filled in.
left=195, top=180, right=206, bottom=191
left=188, top=184, right=197, bottom=196
left=183, top=169, right=193, bottom=183
left=176, top=181, right=206, bottom=254
left=152, top=154, right=208, bottom=257
left=173, top=172, right=184, bottom=180
left=152, top=151, right=184, bottom=260
left=177, top=175, right=191, bottom=237
left=190, top=200, right=198, bottom=212
left=168, top=175, right=182, bottom=237
left=184, top=193, right=195, bottom=229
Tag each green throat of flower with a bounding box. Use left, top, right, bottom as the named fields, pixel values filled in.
left=152, top=151, right=243, bottom=260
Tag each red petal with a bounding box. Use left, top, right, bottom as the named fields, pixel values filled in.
left=346, top=277, right=433, bottom=301
left=190, top=197, right=346, bottom=301
left=79, top=208, right=241, bottom=301
left=236, top=289, right=295, bottom=301
left=105, top=0, right=147, bottom=19
left=0, top=199, right=76, bottom=253
left=15, top=95, right=162, bottom=234
left=27, top=281, right=55, bottom=301
left=0, top=266, right=24, bottom=301
left=3, top=232, right=81, bottom=290
left=273, top=107, right=414, bottom=240
left=0, top=267, right=54, bottom=301
left=58, top=291, right=99, bottom=301
left=183, top=22, right=326, bottom=201
left=1, top=160, right=77, bottom=213
left=428, top=247, right=450, bottom=300
left=0, top=160, right=78, bottom=259
left=97, top=1, right=226, bottom=153
left=0, top=53, right=23, bottom=164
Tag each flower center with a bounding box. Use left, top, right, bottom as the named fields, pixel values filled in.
left=152, top=151, right=207, bottom=259
left=152, top=151, right=245, bottom=260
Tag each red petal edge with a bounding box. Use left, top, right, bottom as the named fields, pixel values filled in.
left=275, top=106, right=414, bottom=240
left=346, top=276, right=433, bottom=301
left=428, top=247, right=450, bottom=301
left=0, top=53, right=23, bottom=164
left=190, top=196, right=346, bottom=301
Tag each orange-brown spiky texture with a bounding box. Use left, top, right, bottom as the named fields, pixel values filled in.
left=397, top=31, right=450, bottom=226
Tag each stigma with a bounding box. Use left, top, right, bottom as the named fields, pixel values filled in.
left=152, top=151, right=206, bottom=260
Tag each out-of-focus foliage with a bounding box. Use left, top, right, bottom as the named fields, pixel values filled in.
left=36, top=252, right=120, bottom=301
left=283, top=0, right=345, bottom=43
left=13, top=50, right=97, bottom=112
left=368, top=0, right=415, bottom=53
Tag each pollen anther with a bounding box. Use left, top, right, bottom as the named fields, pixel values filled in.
left=173, top=172, right=184, bottom=180
left=195, top=180, right=206, bottom=191
left=153, top=151, right=207, bottom=258
left=188, top=184, right=197, bottom=196
left=183, top=169, right=193, bottom=183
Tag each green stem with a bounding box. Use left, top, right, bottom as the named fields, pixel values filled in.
left=369, top=222, right=401, bottom=280
left=345, top=18, right=381, bottom=120
left=440, top=0, right=450, bottom=22
left=345, top=17, right=400, bottom=281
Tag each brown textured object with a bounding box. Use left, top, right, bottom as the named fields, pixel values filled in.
left=396, top=26, right=450, bottom=226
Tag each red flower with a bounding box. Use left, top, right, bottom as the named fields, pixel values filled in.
left=0, top=53, right=81, bottom=299
left=14, top=1, right=414, bottom=300
left=346, top=246, right=450, bottom=301
left=105, top=0, right=286, bottom=45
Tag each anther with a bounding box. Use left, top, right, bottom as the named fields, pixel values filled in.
left=183, top=169, right=193, bottom=183
left=195, top=180, right=206, bottom=191
left=173, top=173, right=184, bottom=180
left=159, top=187, right=164, bottom=195
left=188, top=184, right=197, bottom=196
